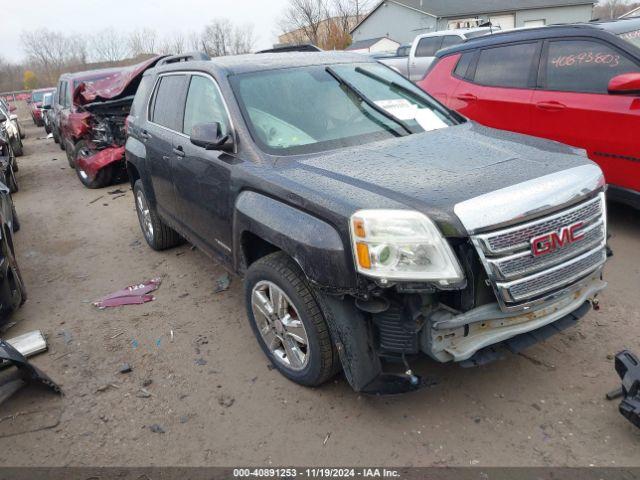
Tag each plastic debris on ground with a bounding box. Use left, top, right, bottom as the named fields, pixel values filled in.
left=214, top=273, right=231, bottom=293
left=0, top=335, right=62, bottom=405
left=93, top=278, right=161, bottom=309
left=612, top=350, right=640, bottom=429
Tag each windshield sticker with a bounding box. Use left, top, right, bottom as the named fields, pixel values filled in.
left=375, top=99, right=447, bottom=132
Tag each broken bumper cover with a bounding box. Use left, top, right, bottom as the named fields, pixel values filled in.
left=615, top=350, right=640, bottom=429
left=0, top=339, right=62, bottom=395
left=76, top=146, right=125, bottom=181
left=424, top=272, right=606, bottom=363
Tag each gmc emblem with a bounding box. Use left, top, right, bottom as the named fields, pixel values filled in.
left=531, top=222, right=585, bottom=257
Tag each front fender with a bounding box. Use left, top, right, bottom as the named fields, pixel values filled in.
left=233, top=191, right=357, bottom=290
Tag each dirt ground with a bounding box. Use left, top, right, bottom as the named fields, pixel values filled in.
left=0, top=117, right=638, bottom=467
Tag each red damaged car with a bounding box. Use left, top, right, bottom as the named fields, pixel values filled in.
left=29, top=88, right=55, bottom=127
left=57, top=56, right=165, bottom=188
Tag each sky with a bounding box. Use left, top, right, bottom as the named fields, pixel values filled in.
left=1, top=0, right=292, bottom=62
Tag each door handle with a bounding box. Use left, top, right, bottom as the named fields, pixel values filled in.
left=455, top=93, right=477, bottom=102
left=140, top=130, right=151, bottom=140
left=173, top=146, right=185, bottom=157
left=535, top=101, right=566, bottom=112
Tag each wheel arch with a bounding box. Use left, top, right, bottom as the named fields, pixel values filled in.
left=233, top=191, right=357, bottom=290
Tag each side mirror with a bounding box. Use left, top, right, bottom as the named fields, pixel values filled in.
left=190, top=122, right=233, bottom=151
left=41, top=104, right=52, bottom=110
left=608, top=73, right=640, bottom=95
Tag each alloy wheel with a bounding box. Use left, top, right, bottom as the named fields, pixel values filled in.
left=136, top=189, right=154, bottom=240
left=251, top=280, right=310, bottom=371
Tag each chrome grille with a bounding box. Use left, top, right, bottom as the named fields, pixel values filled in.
left=488, top=222, right=605, bottom=280
left=479, top=197, right=603, bottom=255
left=472, top=193, right=607, bottom=311
left=501, top=247, right=606, bottom=303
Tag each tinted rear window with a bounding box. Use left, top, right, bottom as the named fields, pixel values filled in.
left=474, top=43, right=538, bottom=88
left=416, top=37, right=443, bottom=57
left=150, top=75, right=187, bottom=131
left=454, top=52, right=474, bottom=78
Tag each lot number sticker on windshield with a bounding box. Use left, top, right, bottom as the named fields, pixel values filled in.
left=375, top=99, right=447, bottom=132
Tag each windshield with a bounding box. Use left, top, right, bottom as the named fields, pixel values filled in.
left=31, top=91, right=46, bottom=102
left=619, top=29, right=640, bottom=48
left=232, top=63, right=458, bottom=155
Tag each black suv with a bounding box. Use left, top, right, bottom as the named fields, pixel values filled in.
left=126, top=52, right=608, bottom=393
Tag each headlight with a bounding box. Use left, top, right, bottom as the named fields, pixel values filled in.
left=350, top=209, right=464, bottom=284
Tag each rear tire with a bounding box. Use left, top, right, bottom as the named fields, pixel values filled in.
left=244, top=251, right=338, bottom=387
left=7, top=167, right=18, bottom=194
left=65, top=140, right=74, bottom=167
left=133, top=179, right=183, bottom=250
left=12, top=139, right=23, bottom=158
left=11, top=202, right=19, bottom=233
left=52, top=127, right=60, bottom=144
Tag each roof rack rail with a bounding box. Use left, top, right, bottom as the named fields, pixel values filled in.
left=157, top=52, right=210, bottom=65
left=256, top=44, right=322, bottom=53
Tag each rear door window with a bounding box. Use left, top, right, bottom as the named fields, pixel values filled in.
left=415, top=36, right=444, bottom=57
left=544, top=39, right=640, bottom=94
left=454, top=52, right=474, bottom=78
left=130, top=75, right=152, bottom=118
left=63, top=82, right=71, bottom=108
left=182, top=75, right=229, bottom=136
left=150, top=75, right=188, bottom=131
left=474, top=42, right=538, bottom=88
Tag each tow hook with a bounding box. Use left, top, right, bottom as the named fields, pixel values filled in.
left=589, top=295, right=600, bottom=311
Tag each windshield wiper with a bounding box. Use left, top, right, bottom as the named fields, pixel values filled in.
left=325, top=66, right=413, bottom=136
left=354, top=66, right=456, bottom=122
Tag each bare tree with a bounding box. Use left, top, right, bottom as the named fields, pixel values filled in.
left=0, top=57, right=24, bottom=92
left=128, top=28, right=158, bottom=57
left=278, top=0, right=371, bottom=48
left=280, top=0, right=329, bottom=46
left=90, top=28, right=129, bottom=62
left=594, top=0, right=639, bottom=18
left=158, top=32, right=188, bottom=55
left=21, top=29, right=87, bottom=84
left=201, top=19, right=255, bottom=57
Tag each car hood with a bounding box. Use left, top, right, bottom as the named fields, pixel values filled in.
left=272, top=122, right=601, bottom=236
left=73, top=55, right=165, bottom=106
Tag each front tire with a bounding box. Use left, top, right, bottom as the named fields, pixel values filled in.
left=74, top=142, right=113, bottom=189
left=133, top=179, right=183, bottom=250
left=244, top=252, right=338, bottom=387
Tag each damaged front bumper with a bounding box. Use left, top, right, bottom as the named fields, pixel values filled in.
left=76, top=145, right=125, bottom=181
left=423, top=271, right=606, bottom=363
